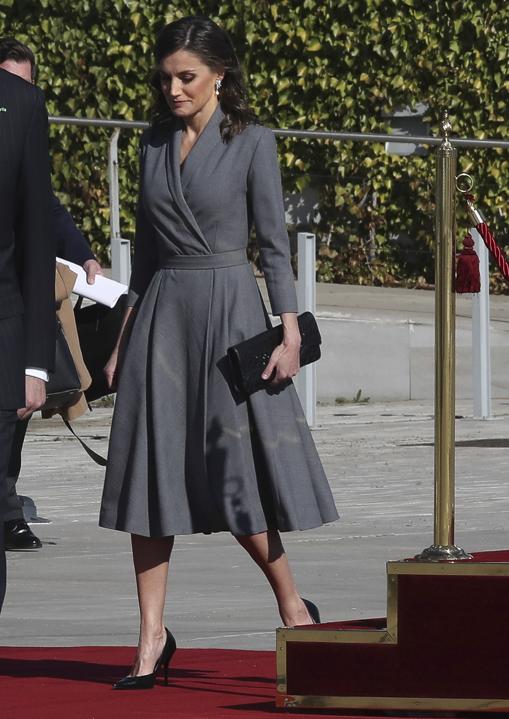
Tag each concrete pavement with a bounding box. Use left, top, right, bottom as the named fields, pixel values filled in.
left=1, top=397, right=508, bottom=650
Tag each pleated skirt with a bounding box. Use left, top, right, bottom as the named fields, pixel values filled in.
left=99, top=259, right=338, bottom=537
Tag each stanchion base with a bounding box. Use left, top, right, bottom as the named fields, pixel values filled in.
left=414, top=543, right=473, bottom=561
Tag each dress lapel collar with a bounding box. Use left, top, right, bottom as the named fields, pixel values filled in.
left=165, top=120, right=209, bottom=246
left=180, top=104, right=224, bottom=192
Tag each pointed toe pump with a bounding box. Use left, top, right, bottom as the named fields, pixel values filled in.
left=302, top=598, right=321, bottom=624
left=113, top=628, right=177, bottom=690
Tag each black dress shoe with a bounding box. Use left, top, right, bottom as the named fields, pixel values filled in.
left=4, top=519, right=42, bottom=551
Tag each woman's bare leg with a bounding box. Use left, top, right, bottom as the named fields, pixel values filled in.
left=129, top=534, right=174, bottom=676
left=235, top=529, right=313, bottom=626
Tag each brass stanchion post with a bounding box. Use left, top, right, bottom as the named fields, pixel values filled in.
left=415, top=111, right=471, bottom=561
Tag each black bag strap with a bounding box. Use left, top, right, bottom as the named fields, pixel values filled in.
left=61, top=417, right=107, bottom=467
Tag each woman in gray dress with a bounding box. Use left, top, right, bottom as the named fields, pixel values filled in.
left=100, top=16, right=338, bottom=689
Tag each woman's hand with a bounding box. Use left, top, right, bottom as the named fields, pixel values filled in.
left=103, top=305, right=136, bottom=392
left=104, top=348, right=119, bottom=392
left=262, top=312, right=301, bottom=387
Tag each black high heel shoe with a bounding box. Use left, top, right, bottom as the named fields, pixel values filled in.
left=301, top=598, right=321, bottom=624
left=113, top=627, right=176, bottom=690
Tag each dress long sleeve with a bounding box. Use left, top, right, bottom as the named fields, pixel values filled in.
left=247, top=128, right=298, bottom=316
left=126, top=144, right=158, bottom=308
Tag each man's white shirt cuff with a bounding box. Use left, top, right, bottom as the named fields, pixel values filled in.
left=25, top=368, right=49, bottom=382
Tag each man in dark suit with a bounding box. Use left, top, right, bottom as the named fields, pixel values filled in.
left=0, top=62, right=55, bottom=610
left=0, top=38, right=103, bottom=551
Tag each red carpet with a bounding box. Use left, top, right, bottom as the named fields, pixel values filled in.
left=0, top=646, right=498, bottom=718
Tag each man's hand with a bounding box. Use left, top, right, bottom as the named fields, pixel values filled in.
left=18, top=376, right=46, bottom=420
left=83, top=258, right=103, bottom=285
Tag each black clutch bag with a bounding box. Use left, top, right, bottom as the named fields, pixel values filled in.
left=227, top=311, right=321, bottom=396
left=43, top=320, right=81, bottom=411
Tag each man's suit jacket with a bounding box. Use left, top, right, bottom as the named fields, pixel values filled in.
left=53, top=194, right=94, bottom=266
left=0, top=69, right=55, bottom=409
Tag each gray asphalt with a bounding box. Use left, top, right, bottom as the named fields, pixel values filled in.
left=1, top=398, right=508, bottom=649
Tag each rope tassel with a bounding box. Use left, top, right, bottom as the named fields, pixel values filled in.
left=455, top=233, right=480, bottom=293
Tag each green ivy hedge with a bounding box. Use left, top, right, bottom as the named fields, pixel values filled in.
left=1, top=0, right=508, bottom=291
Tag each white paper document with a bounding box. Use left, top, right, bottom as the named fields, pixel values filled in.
left=57, top=257, right=128, bottom=308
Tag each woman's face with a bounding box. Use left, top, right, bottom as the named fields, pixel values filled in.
left=159, top=49, right=223, bottom=119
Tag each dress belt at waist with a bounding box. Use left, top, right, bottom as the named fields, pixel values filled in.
left=160, top=249, right=248, bottom=270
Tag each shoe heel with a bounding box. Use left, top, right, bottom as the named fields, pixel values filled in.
left=158, top=628, right=176, bottom=686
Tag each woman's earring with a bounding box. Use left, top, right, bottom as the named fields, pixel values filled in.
left=215, top=78, right=222, bottom=96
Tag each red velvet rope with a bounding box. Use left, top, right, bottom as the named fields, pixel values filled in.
left=476, top=222, right=509, bottom=282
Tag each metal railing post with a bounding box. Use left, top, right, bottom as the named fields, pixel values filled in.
left=471, top=228, right=492, bottom=419
left=108, top=128, right=131, bottom=285
left=295, top=232, right=317, bottom=427
left=415, top=112, right=471, bottom=562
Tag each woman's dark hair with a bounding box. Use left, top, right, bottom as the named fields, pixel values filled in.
left=151, top=16, right=257, bottom=141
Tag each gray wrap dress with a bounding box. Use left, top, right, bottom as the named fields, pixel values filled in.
left=99, top=105, right=338, bottom=537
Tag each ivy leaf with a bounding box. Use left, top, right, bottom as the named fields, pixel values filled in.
left=307, top=39, right=322, bottom=52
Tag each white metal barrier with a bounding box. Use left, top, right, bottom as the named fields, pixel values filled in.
left=471, top=228, right=492, bottom=419
left=295, top=232, right=317, bottom=427
left=108, top=128, right=131, bottom=285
